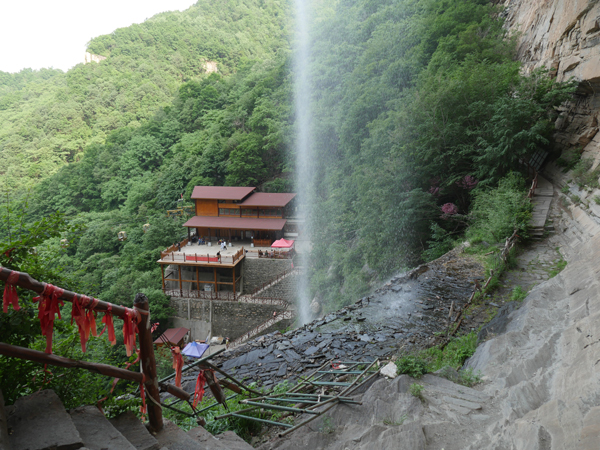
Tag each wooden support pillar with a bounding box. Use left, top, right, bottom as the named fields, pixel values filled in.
left=178, top=265, right=182, bottom=296
left=233, top=265, right=236, bottom=301
left=228, top=228, right=231, bottom=242
left=160, top=265, right=165, bottom=291
left=187, top=227, right=191, bottom=241
left=214, top=268, right=218, bottom=293
left=134, top=293, right=163, bottom=432
left=196, top=266, right=199, bottom=295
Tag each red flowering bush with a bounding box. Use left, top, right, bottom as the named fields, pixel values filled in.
left=441, top=203, right=458, bottom=215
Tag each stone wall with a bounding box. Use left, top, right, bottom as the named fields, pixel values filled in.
left=169, top=297, right=286, bottom=340
left=242, top=258, right=293, bottom=293
left=212, top=302, right=286, bottom=340
left=258, top=273, right=299, bottom=300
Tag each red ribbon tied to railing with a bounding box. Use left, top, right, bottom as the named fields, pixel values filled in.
left=171, top=346, right=184, bottom=388
left=33, top=283, right=65, bottom=354
left=122, top=308, right=139, bottom=357
left=192, top=370, right=206, bottom=408
left=71, top=295, right=99, bottom=352
left=3, top=270, right=20, bottom=313
left=100, top=304, right=117, bottom=346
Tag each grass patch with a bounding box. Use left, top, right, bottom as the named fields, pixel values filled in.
left=383, top=415, right=408, bottom=426
left=320, top=416, right=335, bottom=434
left=396, top=332, right=480, bottom=386
left=409, top=383, right=425, bottom=401
left=548, top=257, right=567, bottom=278
left=423, top=332, right=478, bottom=372
left=572, top=158, right=600, bottom=189
left=510, top=286, right=528, bottom=302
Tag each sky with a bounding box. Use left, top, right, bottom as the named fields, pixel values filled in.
left=0, top=0, right=198, bottom=73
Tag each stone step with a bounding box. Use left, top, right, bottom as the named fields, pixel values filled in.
left=187, top=426, right=254, bottom=449
left=7, top=390, right=84, bottom=450
left=70, top=406, right=137, bottom=450
left=155, top=420, right=204, bottom=450
left=110, top=411, right=161, bottom=450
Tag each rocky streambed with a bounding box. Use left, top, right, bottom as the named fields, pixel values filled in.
left=180, top=248, right=485, bottom=393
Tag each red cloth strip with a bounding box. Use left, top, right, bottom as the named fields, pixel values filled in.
left=33, top=284, right=65, bottom=354
left=100, top=304, right=116, bottom=346
left=122, top=308, right=139, bottom=357
left=171, top=346, right=184, bottom=388
left=3, top=271, right=20, bottom=313
left=192, top=371, right=206, bottom=408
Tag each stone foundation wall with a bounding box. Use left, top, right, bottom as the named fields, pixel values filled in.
left=242, top=258, right=293, bottom=293
left=169, top=297, right=286, bottom=340
left=258, top=273, right=299, bottom=300
left=212, top=302, right=286, bottom=340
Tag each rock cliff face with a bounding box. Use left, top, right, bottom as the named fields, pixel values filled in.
left=504, top=0, right=600, bottom=165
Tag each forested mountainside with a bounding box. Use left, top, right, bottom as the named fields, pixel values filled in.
left=1, top=0, right=576, bottom=406
left=0, top=0, right=289, bottom=193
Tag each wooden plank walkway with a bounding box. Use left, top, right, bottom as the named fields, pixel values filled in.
left=529, top=175, right=554, bottom=234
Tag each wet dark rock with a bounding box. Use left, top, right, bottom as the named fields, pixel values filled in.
left=304, top=346, right=319, bottom=356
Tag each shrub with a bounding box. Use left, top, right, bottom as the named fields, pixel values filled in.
left=396, top=355, right=429, bottom=378
left=422, top=222, right=455, bottom=261
left=467, top=172, right=532, bottom=243
left=572, top=158, right=600, bottom=189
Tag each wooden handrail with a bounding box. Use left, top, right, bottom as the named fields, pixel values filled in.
left=134, top=293, right=162, bottom=432
left=0, top=342, right=144, bottom=382
left=0, top=267, right=132, bottom=319
left=0, top=268, right=164, bottom=432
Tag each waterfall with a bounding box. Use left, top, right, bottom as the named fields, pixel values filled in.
left=293, top=0, right=312, bottom=325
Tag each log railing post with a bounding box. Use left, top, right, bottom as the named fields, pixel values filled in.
left=134, top=293, right=163, bottom=432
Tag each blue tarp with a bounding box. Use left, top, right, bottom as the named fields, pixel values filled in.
left=181, top=341, right=209, bottom=358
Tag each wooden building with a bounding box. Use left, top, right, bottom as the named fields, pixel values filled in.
left=183, top=186, right=297, bottom=245
left=157, top=186, right=297, bottom=300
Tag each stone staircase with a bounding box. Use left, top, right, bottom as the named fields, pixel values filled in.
left=1, top=389, right=252, bottom=450
left=529, top=174, right=555, bottom=240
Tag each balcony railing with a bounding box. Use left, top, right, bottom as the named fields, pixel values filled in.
left=160, top=247, right=245, bottom=265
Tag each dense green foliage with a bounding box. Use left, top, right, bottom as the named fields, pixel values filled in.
left=0, top=199, right=136, bottom=407
left=0, top=0, right=290, bottom=194
left=307, top=0, right=575, bottom=309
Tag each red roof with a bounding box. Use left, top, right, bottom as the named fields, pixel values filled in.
left=183, top=216, right=287, bottom=230
left=191, top=186, right=256, bottom=200
left=240, top=193, right=296, bottom=207
left=154, top=327, right=189, bottom=346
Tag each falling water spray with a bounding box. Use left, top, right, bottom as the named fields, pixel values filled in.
left=293, top=0, right=312, bottom=325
